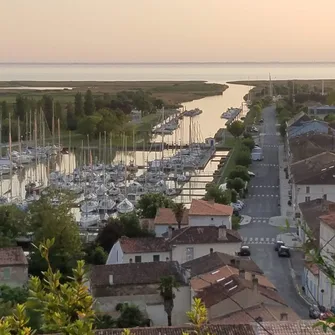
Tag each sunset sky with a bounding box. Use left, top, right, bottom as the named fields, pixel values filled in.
left=1, top=0, right=334, bottom=63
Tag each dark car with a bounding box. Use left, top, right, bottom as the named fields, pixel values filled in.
left=278, top=246, right=291, bottom=257
left=274, top=240, right=285, bottom=251
left=259, top=119, right=264, bottom=123
left=238, top=246, right=251, bottom=256
left=309, top=305, right=321, bottom=319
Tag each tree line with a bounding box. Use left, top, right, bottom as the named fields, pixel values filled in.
left=0, top=89, right=164, bottom=142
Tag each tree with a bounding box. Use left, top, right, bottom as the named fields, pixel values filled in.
left=279, top=121, right=287, bottom=138
left=77, top=114, right=102, bottom=137
left=0, top=205, right=26, bottom=247
left=137, top=193, right=174, bottom=218
left=172, top=203, right=185, bottom=229
left=116, top=303, right=149, bottom=328
left=1, top=101, right=9, bottom=120
left=159, top=276, right=179, bottom=326
left=26, top=190, right=83, bottom=277
left=55, top=101, right=66, bottom=128
left=324, top=114, right=335, bottom=122
left=41, top=95, right=54, bottom=130
left=74, top=92, right=84, bottom=118
left=235, top=151, right=251, bottom=167
left=204, top=185, right=231, bottom=205
left=15, top=96, right=27, bottom=122
left=84, top=245, right=107, bottom=265
left=84, top=89, right=96, bottom=116
left=0, top=239, right=95, bottom=335
left=228, top=165, right=250, bottom=182
left=66, top=103, right=77, bottom=130
left=226, top=177, right=245, bottom=192
left=227, top=120, right=244, bottom=138
left=241, top=137, right=255, bottom=151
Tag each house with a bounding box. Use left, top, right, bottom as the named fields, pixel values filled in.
left=154, top=208, right=189, bottom=236
left=107, top=226, right=242, bottom=265
left=90, top=261, right=190, bottom=326
left=106, top=236, right=171, bottom=264
left=289, top=152, right=335, bottom=213
left=95, top=320, right=334, bottom=335
left=188, top=199, right=233, bottom=229
left=182, top=251, right=263, bottom=276
left=308, top=105, right=335, bottom=118
left=286, top=111, right=311, bottom=129
left=0, top=247, right=28, bottom=287
left=287, top=120, right=331, bottom=140
left=195, top=273, right=299, bottom=323
left=317, top=210, right=335, bottom=308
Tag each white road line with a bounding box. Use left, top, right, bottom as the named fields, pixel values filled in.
left=262, top=220, right=266, bottom=223
left=260, top=238, right=264, bottom=242
left=265, top=237, right=270, bottom=242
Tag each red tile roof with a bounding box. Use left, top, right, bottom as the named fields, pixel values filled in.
left=320, top=212, right=335, bottom=229
left=189, top=199, right=233, bottom=216
left=119, top=236, right=170, bottom=253
left=154, top=208, right=189, bottom=225
left=0, top=247, right=27, bottom=266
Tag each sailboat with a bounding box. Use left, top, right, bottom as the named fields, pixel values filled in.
left=116, top=198, right=134, bottom=214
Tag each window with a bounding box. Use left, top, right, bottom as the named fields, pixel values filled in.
left=306, top=186, right=310, bottom=194
left=129, top=258, right=133, bottom=263
left=153, top=255, right=160, bottom=262
left=323, top=194, right=327, bottom=200
left=210, top=248, right=213, bottom=254
left=186, top=247, right=194, bottom=261
left=305, top=196, right=310, bottom=202
left=135, top=256, right=142, bottom=263
left=3, top=268, right=10, bottom=280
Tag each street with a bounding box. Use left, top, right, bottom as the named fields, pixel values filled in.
left=239, top=105, right=310, bottom=318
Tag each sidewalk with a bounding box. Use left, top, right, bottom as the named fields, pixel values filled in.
left=288, top=249, right=315, bottom=306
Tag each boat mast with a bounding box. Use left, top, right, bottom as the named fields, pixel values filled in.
left=34, top=110, right=38, bottom=183
left=68, top=131, right=71, bottom=174
left=52, top=102, right=55, bottom=146
left=29, top=109, right=32, bottom=146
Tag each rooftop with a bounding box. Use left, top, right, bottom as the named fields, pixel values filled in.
left=290, top=151, right=335, bottom=184
left=183, top=251, right=263, bottom=275
left=163, top=226, right=242, bottom=245
left=154, top=208, right=189, bottom=226
left=189, top=199, right=233, bottom=216
left=119, top=236, right=170, bottom=253
left=298, top=198, right=335, bottom=248
left=196, top=274, right=286, bottom=308
left=0, top=247, right=28, bottom=266
left=91, top=261, right=185, bottom=288
left=190, top=265, right=275, bottom=291
left=320, top=211, right=335, bottom=230
left=212, top=303, right=300, bottom=324
left=286, top=112, right=311, bottom=128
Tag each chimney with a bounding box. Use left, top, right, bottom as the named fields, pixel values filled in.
left=230, top=259, right=236, bottom=266
left=236, top=259, right=240, bottom=269
left=252, top=275, right=258, bottom=294
left=322, top=201, right=329, bottom=213
left=208, top=199, right=215, bottom=205
left=218, top=225, right=227, bottom=240
left=280, top=313, right=288, bottom=321
left=109, top=275, right=114, bottom=285
left=239, top=269, right=245, bottom=279
left=168, top=226, right=173, bottom=239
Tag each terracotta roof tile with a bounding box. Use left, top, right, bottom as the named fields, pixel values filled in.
left=183, top=252, right=263, bottom=275
left=154, top=208, right=189, bottom=226
left=91, top=261, right=184, bottom=287
left=0, top=247, right=28, bottom=266
left=163, top=226, right=242, bottom=244
left=255, top=320, right=334, bottom=334
left=95, top=324, right=255, bottom=335
left=212, top=303, right=300, bottom=324
left=190, top=265, right=275, bottom=291
left=119, top=236, right=170, bottom=253
left=189, top=199, right=233, bottom=216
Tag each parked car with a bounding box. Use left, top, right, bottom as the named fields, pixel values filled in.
left=236, top=200, right=245, bottom=208
left=309, top=305, right=321, bottom=319
left=231, top=203, right=243, bottom=211
left=278, top=246, right=291, bottom=257
left=259, top=119, right=264, bottom=123
left=237, top=245, right=251, bottom=256
left=274, top=240, right=285, bottom=251
left=248, top=171, right=255, bottom=177
left=251, top=126, right=259, bottom=133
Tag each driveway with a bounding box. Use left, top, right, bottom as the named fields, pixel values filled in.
left=239, top=105, right=309, bottom=318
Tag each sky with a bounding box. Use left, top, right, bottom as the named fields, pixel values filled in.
left=1, top=0, right=334, bottom=63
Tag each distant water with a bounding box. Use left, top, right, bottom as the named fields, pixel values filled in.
left=1, top=62, right=335, bottom=82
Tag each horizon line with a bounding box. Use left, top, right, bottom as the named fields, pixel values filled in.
left=1, top=61, right=335, bottom=65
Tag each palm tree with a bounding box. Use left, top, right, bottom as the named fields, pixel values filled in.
left=159, top=276, right=179, bottom=326
left=172, top=202, right=185, bottom=229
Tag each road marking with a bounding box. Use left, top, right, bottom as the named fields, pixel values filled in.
left=240, top=236, right=276, bottom=245
left=262, top=220, right=266, bottom=223
left=260, top=237, right=264, bottom=242
left=265, top=237, right=270, bottom=242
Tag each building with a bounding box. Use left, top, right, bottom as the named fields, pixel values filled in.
left=289, top=152, right=335, bottom=215
left=195, top=274, right=299, bottom=323
left=286, top=111, right=311, bottom=129
left=188, top=199, right=233, bottom=229
left=90, top=261, right=190, bottom=326
left=0, top=247, right=28, bottom=287
left=107, top=226, right=242, bottom=265
left=130, top=109, right=142, bottom=123
left=95, top=321, right=334, bottom=335
left=308, top=105, right=335, bottom=118
left=153, top=208, right=189, bottom=237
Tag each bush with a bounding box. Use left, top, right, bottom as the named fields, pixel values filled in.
left=241, top=138, right=255, bottom=151
left=235, top=151, right=251, bottom=167
left=228, top=165, right=250, bottom=182
left=232, top=215, right=241, bottom=230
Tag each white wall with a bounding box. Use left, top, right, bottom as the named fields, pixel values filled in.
left=106, top=241, right=171, bottom=265
left=303, top=267, right=319, bottom=303
left=188, top=215, right=231, bottom=230
left=171, top=242, right=241, bottom=264
left=106, top=241, right=124, bottom=264
left=95, top=286, right=190, bottom=326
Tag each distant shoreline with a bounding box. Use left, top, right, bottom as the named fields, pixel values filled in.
left=1, top=62, right=335, bottom=65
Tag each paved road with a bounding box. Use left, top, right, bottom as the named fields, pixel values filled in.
left=239, top=105, right=309, bottom=318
